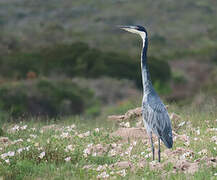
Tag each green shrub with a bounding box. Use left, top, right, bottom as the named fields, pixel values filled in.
left=0, top=42, right=172, bottom=93
left=172, top=71, right=187, bottom=84
left=0, top=127, right=3, bottom=136
left=148, top=56, right=171, bottom=84
left=0, top=78, right=99, bottom=118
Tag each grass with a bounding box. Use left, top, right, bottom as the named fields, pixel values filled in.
left=0, top=102, right=216, bottom=179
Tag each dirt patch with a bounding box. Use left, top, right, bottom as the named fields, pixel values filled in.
left=111, top=128, right=147, bottom=141
left=173, top=160, right=199, bottom=174
left=108, top=107, right=142, bottom=122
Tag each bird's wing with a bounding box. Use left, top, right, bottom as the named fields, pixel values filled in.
left=145, top=93, right=173, bottom=148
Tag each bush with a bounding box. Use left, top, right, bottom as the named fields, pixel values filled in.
left=0, top=42, right=172, bottom=92
left=0, top=127, right=3, bottom=136
left=0, top=78, right=99, bottom=118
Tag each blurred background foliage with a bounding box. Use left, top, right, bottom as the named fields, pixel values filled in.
left=0, top=0, right=216, bottom=119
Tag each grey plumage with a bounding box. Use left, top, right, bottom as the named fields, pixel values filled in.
left=119, top=25, right=173, bottom=162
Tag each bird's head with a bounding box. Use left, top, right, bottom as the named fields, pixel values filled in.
left=119, top=25, right=147, bottom=39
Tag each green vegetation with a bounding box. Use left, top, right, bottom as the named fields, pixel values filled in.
left=0, top=42, right=171, bottom=88
left=0, top=41, right=172, bottom=118
left=0, top=78, right=99, bottom=117
left=0, top=102, right=216, bottom=179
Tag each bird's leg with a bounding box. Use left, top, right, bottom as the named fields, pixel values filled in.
left=150, top=132, right=155, bottom=161
left=158, top=137, right=161, bottom=162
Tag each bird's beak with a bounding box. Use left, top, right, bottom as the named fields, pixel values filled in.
left=119, top=25, right=138, bottom=34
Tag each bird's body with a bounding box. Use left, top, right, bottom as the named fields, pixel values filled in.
left=120, top=25, right=173, bottom=162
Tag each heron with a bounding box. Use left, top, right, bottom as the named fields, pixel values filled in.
left=119, top=25, right=173, bottom=162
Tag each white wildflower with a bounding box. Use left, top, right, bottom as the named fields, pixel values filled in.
left=17, top=148, right=24, bottom=154
left=20, top=125, right=27, bottom=130
left=64, top=157, right=71, bottom=162
left=125, top=146, right=133, bottom=156
left=0, top=147, right=2, bottom=151
left=83, top=131, right=90, bottom=137
left=196, top=129, right=200, bottom=135
left=184, top=141, right=190, bottom=147
left=27, top=138, right=31, bottom=142
left=25, top=146, right=30, bottom=151
left=97, top=171, right=109, bottom=179
left=83, top=148, right=91, bottom=157
left=214, top=147, right=216, bottom=151
left=145, top=153, right=151, bottom=158
left=77, top=134, right=84, bottom=138
left=94, top=128, right=100, bottom=133
left=132, top=141, right=137, bottom=146
left=92, top=152, right=97, bottom=156
left=210, top=128, right=217, bottom=132
left=5, top=159, right=10, bottom=164
left=65, top=145, right=74, bottom=152
left=87, top=143, right=93, bottom=148
left=119, top=122, right=130, bottom=128
left=150, top=161, right=157, bottom=166
left=132, top=154, right=137, bottom=158
left=1, top=153, right=8, bottom=159
left=37, top=147, right=43, bottom=151
left=11, top=125, right=20, bottom=132
left=78, top=131, right=90, bottom=138
left=194, top=137, right=198, bottom=141
left=214, top=173, right=217, bottom=176
left=34, top=142, right=39, bottom=147
left=96, top=165, right=104, bottom=171
left=71, top=124, right=76, bottom=129
left=108, top=149, right=116, bottom=157
left=125, top=122, right=130, bottom=128
left=96, top=164, right=107, bottom=172
left=60, top=132, right=69, bottom=138
left=180, top=151, right=193, bottom=160
left=178, top=121, right=185, bottom=127
left=7, top=151, right=15, bottom=157
left=110, top=171, right=114, bottom=175
left=117, top=169, right=126, bottom=177
left=13, top=138, right=23, bottom=144
left=111, top=143, right=117, bottom=148
left=141, top=152, right=145, bottom=155
left=30, top=134, right=37, bottom=138
left=198, top=149, right=207, bottom=156
left=39, top=152, right=45, bottom=159
left=211, top=136, right=217, bottom=142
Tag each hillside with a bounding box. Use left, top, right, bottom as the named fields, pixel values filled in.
left=0, top=0, right=216, bottom=116
left=0, top=0, right=217, bottom=57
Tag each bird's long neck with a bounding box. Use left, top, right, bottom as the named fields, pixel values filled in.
left=141, top=36, right=152, bottom=93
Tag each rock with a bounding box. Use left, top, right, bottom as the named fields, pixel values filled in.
left=107, top=107, right=142, bottom=122
left=115, top=161, right=132, bottom=169
left=0, top=137, right=9, bottom=143
left=124, top=107, right=142, bottom=120
left=107, top=115, right=125, bottom=122
left=111, top=128, right=147, bottom=141
left=0, top=137, right=11, bottom=147
left=174, top=160, right=199, bottom=174
left=186, top=162, right=199, bottom=174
